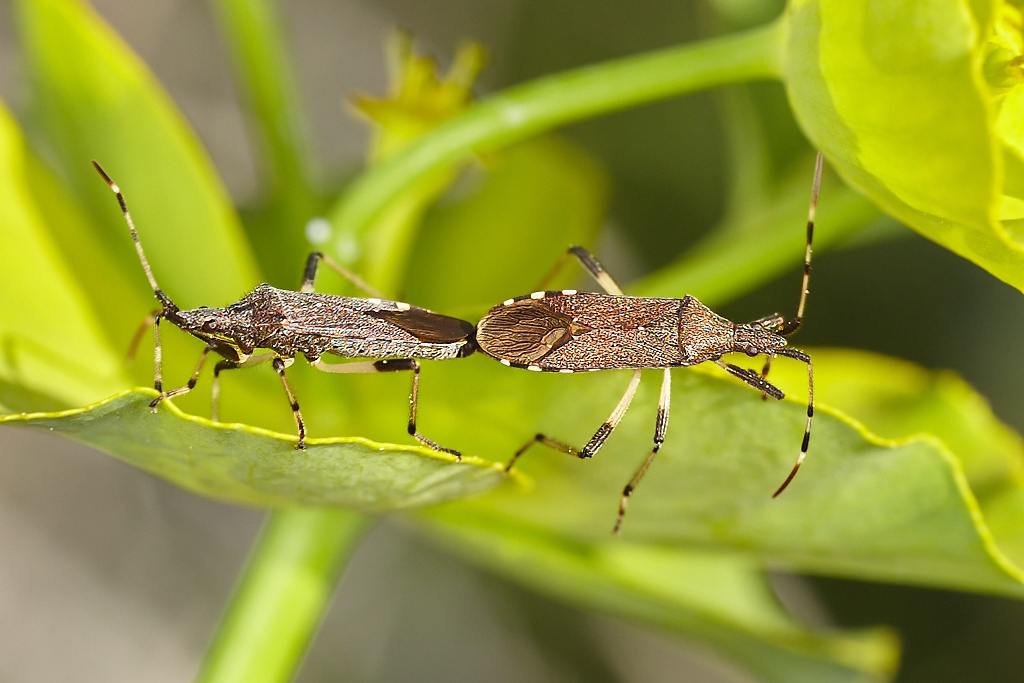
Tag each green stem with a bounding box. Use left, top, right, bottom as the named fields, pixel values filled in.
left=636, top=182, right=882, bottom=306
left=196, top=508, right=369, bottom=683
left=329, top=19, right=785, bottom=279
left=211, top=0, right=317, bottom=283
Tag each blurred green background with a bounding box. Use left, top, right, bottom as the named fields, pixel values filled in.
left=2, top=0, right=1024, bottom=681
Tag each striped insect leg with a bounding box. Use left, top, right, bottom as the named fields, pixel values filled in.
left=126, top=310, right=160, bottom=364
left=504, top=369, right=642, bottom=472
left=149, top=344, right=215, bottom=409
left=567, top=246, right=625, bottom=295
left=715, top=360, right=785, bottom=400
left=534, top=245, right=626, bottom=295
left=310, top=357, right=461, bottom=458
left=614, top=368, right=671, bottom=535
left=758, top=355, right=773, bottom=400
left=153, top=314, right=164, bottom=393
left=272, top=357, right=306, bottom=449
left=772, top=348, right=814, bottom=497
left=211, top=353, right=277, bottom=421
left=300, top=251, right=385, bottom=298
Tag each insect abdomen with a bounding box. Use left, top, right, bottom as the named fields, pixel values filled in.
left=477, top=291, right=686, bottom=371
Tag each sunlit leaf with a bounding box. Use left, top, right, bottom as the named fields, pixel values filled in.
left=0, top=103, right=128, bottom=410
left=781, top=0, right=1024, bottom=292
left=404, top=136, right=609, bottom=311
left=427, top=351, right=1024, bottom=598
left=0, top=390, right=510, bottom=510
left=423, top=513, right=899, bottom=683
left=15, top=0, right=260, bottom=308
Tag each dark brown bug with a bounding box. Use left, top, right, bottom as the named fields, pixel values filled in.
left=93, top=162, right=475, bottom=454
left=476, top=152, right=823, bottom=534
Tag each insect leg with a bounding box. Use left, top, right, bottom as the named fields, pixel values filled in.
left=535, top=246, right=626, bottom=295
left=153, top=314, right=164, bottom=393
left=211, top=353, right=277, bottom=421
left=567, top=246, right=625, bottom=295
left=614, top=368, right=671, bottom=535
left=149, top=344, right=215, bottom=410
left=715, top=360, right=785, bottom=400
left=300, top=252, right=385, bottom=298
left=126, top=310, right=160, bottom=363
left=758, top=355, right=773, bottom=400
left=504, top=434, right=577, bottom=472
left=271, top=357, right=306, bottom=449
left=772, top=348, right=814, bottom=497
left=505, top=369, right=642, bottom=471
left=309, top=357, right=461, bottom=458
left=402, top=359, right=461, bottom=458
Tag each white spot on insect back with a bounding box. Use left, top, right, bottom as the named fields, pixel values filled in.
left=503, top=298, right=514, bottom=306
left=305, top=217, right=332, bottom=245
left=530, top=291, right=545, bottom=300
left=559, top=369, right=574, bottom=374
left=395, top=302, right=411, bottom=311
left=561, top=289, right=577, bottom=295
left=500, top=359, right=511, bottom=366
left=527, top=365, right=542, bottom=372
left=366, top=298, right=382, bottom=306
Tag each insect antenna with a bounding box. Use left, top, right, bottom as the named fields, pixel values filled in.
left=779, top=151, right=823, bottom=337
left=92, top=161, right=177, bottom=312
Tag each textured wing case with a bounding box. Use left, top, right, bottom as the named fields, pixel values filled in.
left=476, top=291, right=687, bottom=370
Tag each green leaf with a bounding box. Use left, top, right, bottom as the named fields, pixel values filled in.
left=11, top=0, right=291, bottom=425
left=15, top=0, right=260, bottom=306
left=209, top=0, right=319, bottom=284
left=767, top=349, right=1024, bottom=492
left=9, top=7, right=1024, bottom=677
left=780, top=0, right=1024, bottom=292
left=423, top=513, right=899, bottom=683
left=766, top=348, right=1024, bottom=573
left=425, top=350, right=1024, bottom=598
left=327, top=22, right=785, bottom=280
left=0, top=103, right=129, bottom=410
left=403, top=136, right=610, bottom=311
left=197, top=509, right=369, bottom=683
left=0, top=390, right=510, bottom=510
left=636, top=159, right=880, bottom=304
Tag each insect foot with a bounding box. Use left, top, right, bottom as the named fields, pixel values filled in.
left=476, top=152, right=824, bottom=533
left=93, top=162, right=475, bottom=455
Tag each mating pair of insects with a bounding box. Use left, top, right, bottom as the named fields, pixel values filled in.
left=93, top=153, right=822, bottom=534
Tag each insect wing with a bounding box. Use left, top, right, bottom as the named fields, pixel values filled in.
left=476, top=300, right=583, bottom=364
left=368, top=307, right=475, bottom=344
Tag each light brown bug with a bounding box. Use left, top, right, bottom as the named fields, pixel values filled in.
left=476, top=153, right=824, bottom=533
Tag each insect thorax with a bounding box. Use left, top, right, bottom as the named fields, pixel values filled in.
left=676, top=296, right=737, bottom=364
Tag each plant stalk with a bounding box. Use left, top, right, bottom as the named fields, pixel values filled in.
left=196, top=508, right=369, bottom=683
left=329, top=18, right=786, bottom=283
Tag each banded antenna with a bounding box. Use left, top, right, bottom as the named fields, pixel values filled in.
left=92, top=161, right=177, bottom=312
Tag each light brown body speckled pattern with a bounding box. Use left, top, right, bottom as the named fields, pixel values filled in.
left=476, top=291, right=783, bottom=371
